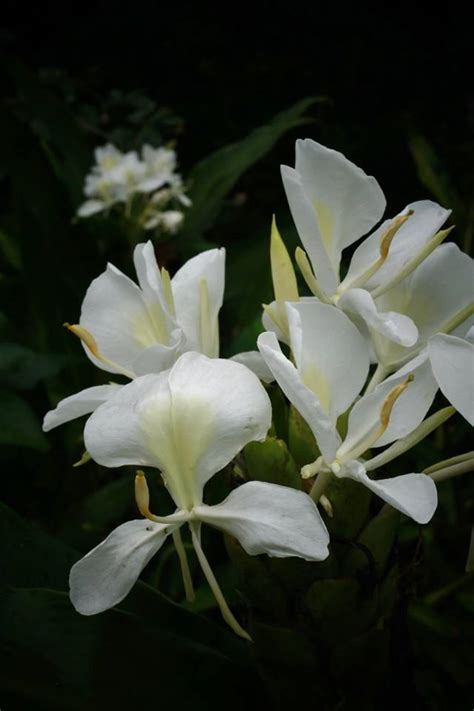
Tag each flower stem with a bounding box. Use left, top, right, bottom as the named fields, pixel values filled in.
left=172, top=529, right=195, bottom=603
left=190, top=523, right=251, bottom=641
left=309, top=469, right=333, bottom=503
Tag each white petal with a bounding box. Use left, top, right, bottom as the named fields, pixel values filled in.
left=288, top=139, right=386, bottom=277
left=257, top=331, right=340, bottom=462
left=339, top=351, right=437, bottom=456
left=346, top=200, right=450, bottom=291
left=286, top=301, right=370, bottom=421
left=133, top=242, right=172, bottom=315
left=85, top=353, right=271, bottom=508
left=172, top=249, right=225, bottom=357
left=80, top=263, right=163, bottom=374
left=262, top=300, right=288, bottom=343
left=42, top=384, right=122, bottom=432
left=230, top=351, right=275, bottom=383
left=132, top=329, right=185, bottom=376
left=428, top=334, right=474, bottom=425
left=375, top=243, right=474, bottom=365
left=281, top=165, right=339, bottom=296
left=342, top=460, right=437, bottom=524
left=69, top=519, right=175, bottom=615
left=195, top=480, right=329, bottom=561
left=77, top=199, right=106, bottom=217
left=338, top=288, right=419, bottom=347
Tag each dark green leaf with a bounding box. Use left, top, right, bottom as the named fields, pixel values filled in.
left=0, top=390, right=49, bottom=451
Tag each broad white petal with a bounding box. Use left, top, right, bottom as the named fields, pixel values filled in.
left=171, top=248, right=225, bottom=357
left=375, top=243, right=474, bottom=365
left=69, top=519, right=175, bottom=615
left=346, top=200, right=450, bottom=291
left=286, top=301, right=370, bottom=420
left=428, top=334, right=474, bottom=425
left=195, top=480, right=329, bottom=561
left=230, top=351, right=275, bottom=383
left=80, top=264, right=163, bottom=374
left=294, top=139, right=386, bottom=264
left=342, top=460, right=437, bottom=524
left=339, top=351, right=437, bottom=456
left=43, top=384, right=122, bottom=432
left=338, top=288, right=419, bottom=347
left=257, top=331, right=340, bottom=462
left=281, top=165, right=339, bottom=295
left=85, top=353, right=271, bottom=508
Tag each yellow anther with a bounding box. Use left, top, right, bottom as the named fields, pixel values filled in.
left=380, top=374, right=414, bottom=430
left=379, top=210, right=414, bottom=261
left=64, top=323, right=100, bottom=357
left=135, top=471, right=152, bottom=520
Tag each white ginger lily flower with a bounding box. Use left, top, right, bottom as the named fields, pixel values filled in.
left=360, top=243, right=474, bottom=374
left=277, top=138, right=451, bottom=349
left=136, top=145, right=177, bottom=193
left=258, top=301, right=439, bottom=524
left=43, top=242, right=225, bottom=431
left=69, top=353, right=330, bottom=639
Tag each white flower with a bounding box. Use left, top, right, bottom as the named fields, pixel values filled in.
left=69, top=353, right=330, bottom=638
left=136, top=145, right=177, bottom=193
left=258, top=301, right=438, bottom=524
left=279, top=139, right=451, bottom=349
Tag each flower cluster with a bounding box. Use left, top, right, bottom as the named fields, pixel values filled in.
left=77, top=143, right=190, bottom=232
left=45, top=138, right=473, bottom=639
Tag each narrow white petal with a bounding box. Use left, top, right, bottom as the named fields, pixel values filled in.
left=342, top=461, right=437, bottom=524
left=294, top=139, right=386, bottom=261
left=428, top=334, right=474, bottom=425
left=80, top=263, right=163, bottom=374
left=69, top=519, right=176, bottom=615
left=286, top=301, right=370, bottom=420
left=339, top=288, right=419, bottom=347
left=230, top=351, right=275, bottom=383
left=281, top=164, right=339, bottom=295
left=257, top=331, right=340, bottom=462
left=347, top=200, right=451, bottom=291
left=195, top=480, right=329, bottom=561
left=85, top=353, right=271, bottom=509
left=43, top=384, right=122, bottom=432
left=262, top=299, right=288, bottom=343
left=133, top=241, right=172, bottom=314
left=77, top=199, right=106, bottom=217
left=172, top=248, right=225, bottom=356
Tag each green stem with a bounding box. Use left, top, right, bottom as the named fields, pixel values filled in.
left=309, top=470, right=333, bottom=503
left=172, top=528, right=195, bottom=603
left=190, top=523, right=251, bottom=641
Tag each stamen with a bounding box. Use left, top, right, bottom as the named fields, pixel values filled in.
left=134, top=472, right=189, bottom=525
left=199, top=278, right=218, bottom=357
left=160, top=267, right=176, bottom=317
left=337, top=210, right=414, bottom=295
left=73, top=450, right=91, bottom=468
left=295, top=247, right=331, bottom=303
left=270, top=215, right=298, bottom=323
left=338, top=374, right=414, bottom=463
left=64, top=323, right=136, bottom=380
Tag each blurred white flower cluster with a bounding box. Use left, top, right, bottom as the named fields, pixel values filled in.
left=77, top=143, right=190, bottom=232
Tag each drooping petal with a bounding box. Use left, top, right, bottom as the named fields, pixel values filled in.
left=43, top=384, right=122, bottom=432
left=171, top=248, right=225, bottom=357
left=80, top=263, right=165, bottom=374
left=69, top=519, right=176, bottom=615
left=288, top=139, right=386, bottom=278
left=229, top=351, right=275, bottom=383
left=281, top=165, right=339, bottom=296
left=85, top=353, right=271, bottom=509
left=286, top=301, right=370, bottom=421
left=195, top=480, right=329, bottom=561
left=345, top=200, right=450, bottom=292
left=338, top=351, right=437, bottom=457
left=338, top=288, right=419, bottom=347
left=257, top=331, right=340, bottom=462
left=342, top=460, right=437, bottom=524
left=428, top=334, right=474, bottom=425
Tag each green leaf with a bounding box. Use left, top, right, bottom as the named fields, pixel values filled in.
left=0, top=390, right=49, bottom=451
left=180, top=98, right=318, bottom=243
left=0, top=342, right=67, bottom=390
left=323, top=476, right=372, bottom=540
left=287, top=404, right=321, bottom=467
